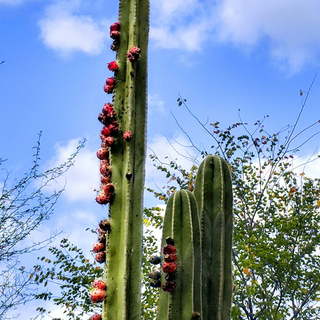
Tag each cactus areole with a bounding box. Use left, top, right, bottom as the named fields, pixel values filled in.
left=98, top=0, right=150, bottom=319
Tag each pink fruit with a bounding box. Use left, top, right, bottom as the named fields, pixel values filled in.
left=93, top=242, right=105, bottom=253
left=123, top=131, right=132, bottom=141
left=95, top=192, right=109, bottom=205
left=110, top=30, right=120, bottom=39
left=107, top=61, right=118, bottom=71
left=110, top=22, right=120, bottom=31
left=101, top=126, right=112, bottom=137
left=127, top=46, right=141, bottom=62
left=101, top=183, right=114, bottom=195
left=90, top=288, right=106, bottom=303
left=98, top=233, right=106, bottom=244
left=100, top=174, right=111, bottom=184
left=97, top=148, right=109, bottom=160
left=104, top=84, right=114, bottom=94
left=100, top=163, right=111, bottom=177
left=108, top=121, right=119, bottom=133
left=102, top=136, right=114, bottom=147
left=106, top=77, right=115, bottom=86
left=162, top=261, right=178, bottom=273
left=90, top=314, right=102, bottom=320
left=92, top=279, right=106, bottom=290
left=95, top=252, right=106, bottom=263
left=102, top=103, right=115, bottom=117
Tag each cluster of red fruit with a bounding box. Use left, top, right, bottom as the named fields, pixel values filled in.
left=148, top=237, right=178, bottom=293
left=161, top=237, right=178, bottom=292
left=89, top=278, right=106, bottom=319
left=92, top=219, right=110, bottom=264
left=96, top=101, right=118, bottom=205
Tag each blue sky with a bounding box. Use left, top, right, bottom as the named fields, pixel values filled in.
left=2, top=0, right=320, bottom=318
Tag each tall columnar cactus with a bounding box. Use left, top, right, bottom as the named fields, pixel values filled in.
left=155, top=155, right=233, bottom=320
left=157, top=190, right=201, bottom=320
left=94, top=0, right=149, bottom=319
left=194, top=155, right=233, bottom=320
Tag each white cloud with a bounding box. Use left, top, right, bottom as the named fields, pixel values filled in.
left=150, top=0, right=320, bottom=72
left=38, top=1, right=109, bottom=56
left=215, top=0, right=320, bottom=72
left=148, top=93, right=165, bottom=116
left=44, top=138, right=99, bottom=202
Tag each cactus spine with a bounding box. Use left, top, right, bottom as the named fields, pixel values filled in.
left=157, top=190, right=201, bottom=320
left=156, top=155, right=233, bottom=320
left=194, top=155, right=233, bottom=320
left=102, top=0, right=149, bottom=319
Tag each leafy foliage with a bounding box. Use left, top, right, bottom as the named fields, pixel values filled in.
left=0, top=133, right=84, bottom=319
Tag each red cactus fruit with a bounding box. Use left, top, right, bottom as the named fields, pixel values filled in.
left=90, top=288, right=106, bottom=303
left=101, top=126, right=112, bottom=137
left=123, top=131, right=132, bottom=141
left=110, top=22, right=120, bottom=31
left=164, top=253, right=177, bottom=262
left=107, top=61, right=118, bottom=71
left=95, top=251, right=106, bottom=263
left=110, top=30, right=120, bottom=39
left=163, top=244, right=176, bottom=254
left=161, top=281, right=177, bottom=292
left=106, top=77, right=115, bottom=86
left=100, top=174, right=111, bottom=184
left=95, top=192, right=109, bottom=205
left=99, top=163, right=111, bottom=177
left=127, top=46, right=141, bottom=62
left=102, top=136, right=114, bottom=147
left=162, top=261, right=177, bottom=273
left=92, top=279, right=106, bottom=290
left=97, top=147, right=109, bottom=160
left=101, top=183, right=115, bottom=195
left=90, top=314, right=102, bottom=320
left=104, top=84, right=114, bottom=94
left=102, top=103, right=116, bottom=117
left=93, top=242, right=105, bottom=253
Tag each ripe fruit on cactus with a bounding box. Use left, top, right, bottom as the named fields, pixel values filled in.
left=101, top=136, right=114, bottom=147
left=107, top=61, right=118, bottom=71
left=161, top=281, right=177, bottom=292
left=123, top=131, right=132, bottom=141
left=164, top=253, right=177, bottom=262
left=101, top=126, right=112, bottom=137
left=95, top=251, right=106, bottom=263
left=110, top=22, right=120, bottom=31
left=90, top=288, right=106, bottom=303
left=104, top=84, right=114, bottom=94
left=102, top=103, right=116, bottom=117
left=99, top=219, right=111, bottom=233
left=100, top=163, right=111, bottom=177
left=97, top=148, right=109, bottom=160
left=90, top=314, right=102, bottom=320
left=93, top=242, right=105, bottom=253
left=163, top=244, right=176, bottom=254
left=127, top=46, right=141, bottom=62
left=162, top=261, right=177, bottom=273
left=92, top=278, right=107, bottom=290
left=95, top=192, right=109, bottom=205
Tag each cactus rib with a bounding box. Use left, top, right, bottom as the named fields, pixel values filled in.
left=194, top=155, right=233, bottom=320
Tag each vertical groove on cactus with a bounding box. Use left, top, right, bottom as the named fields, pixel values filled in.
left=194, top=155, right=233, bottom=320
left=102, top=0, right=149, bottom=319
left=157, top=190, right=201, bottom=320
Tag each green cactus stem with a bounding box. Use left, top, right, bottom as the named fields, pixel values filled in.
left=102, top=0, right=149, bottom=319
left=194, top=155, right=233, bottom=320
left=157, top=190, right=201, bottom=320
